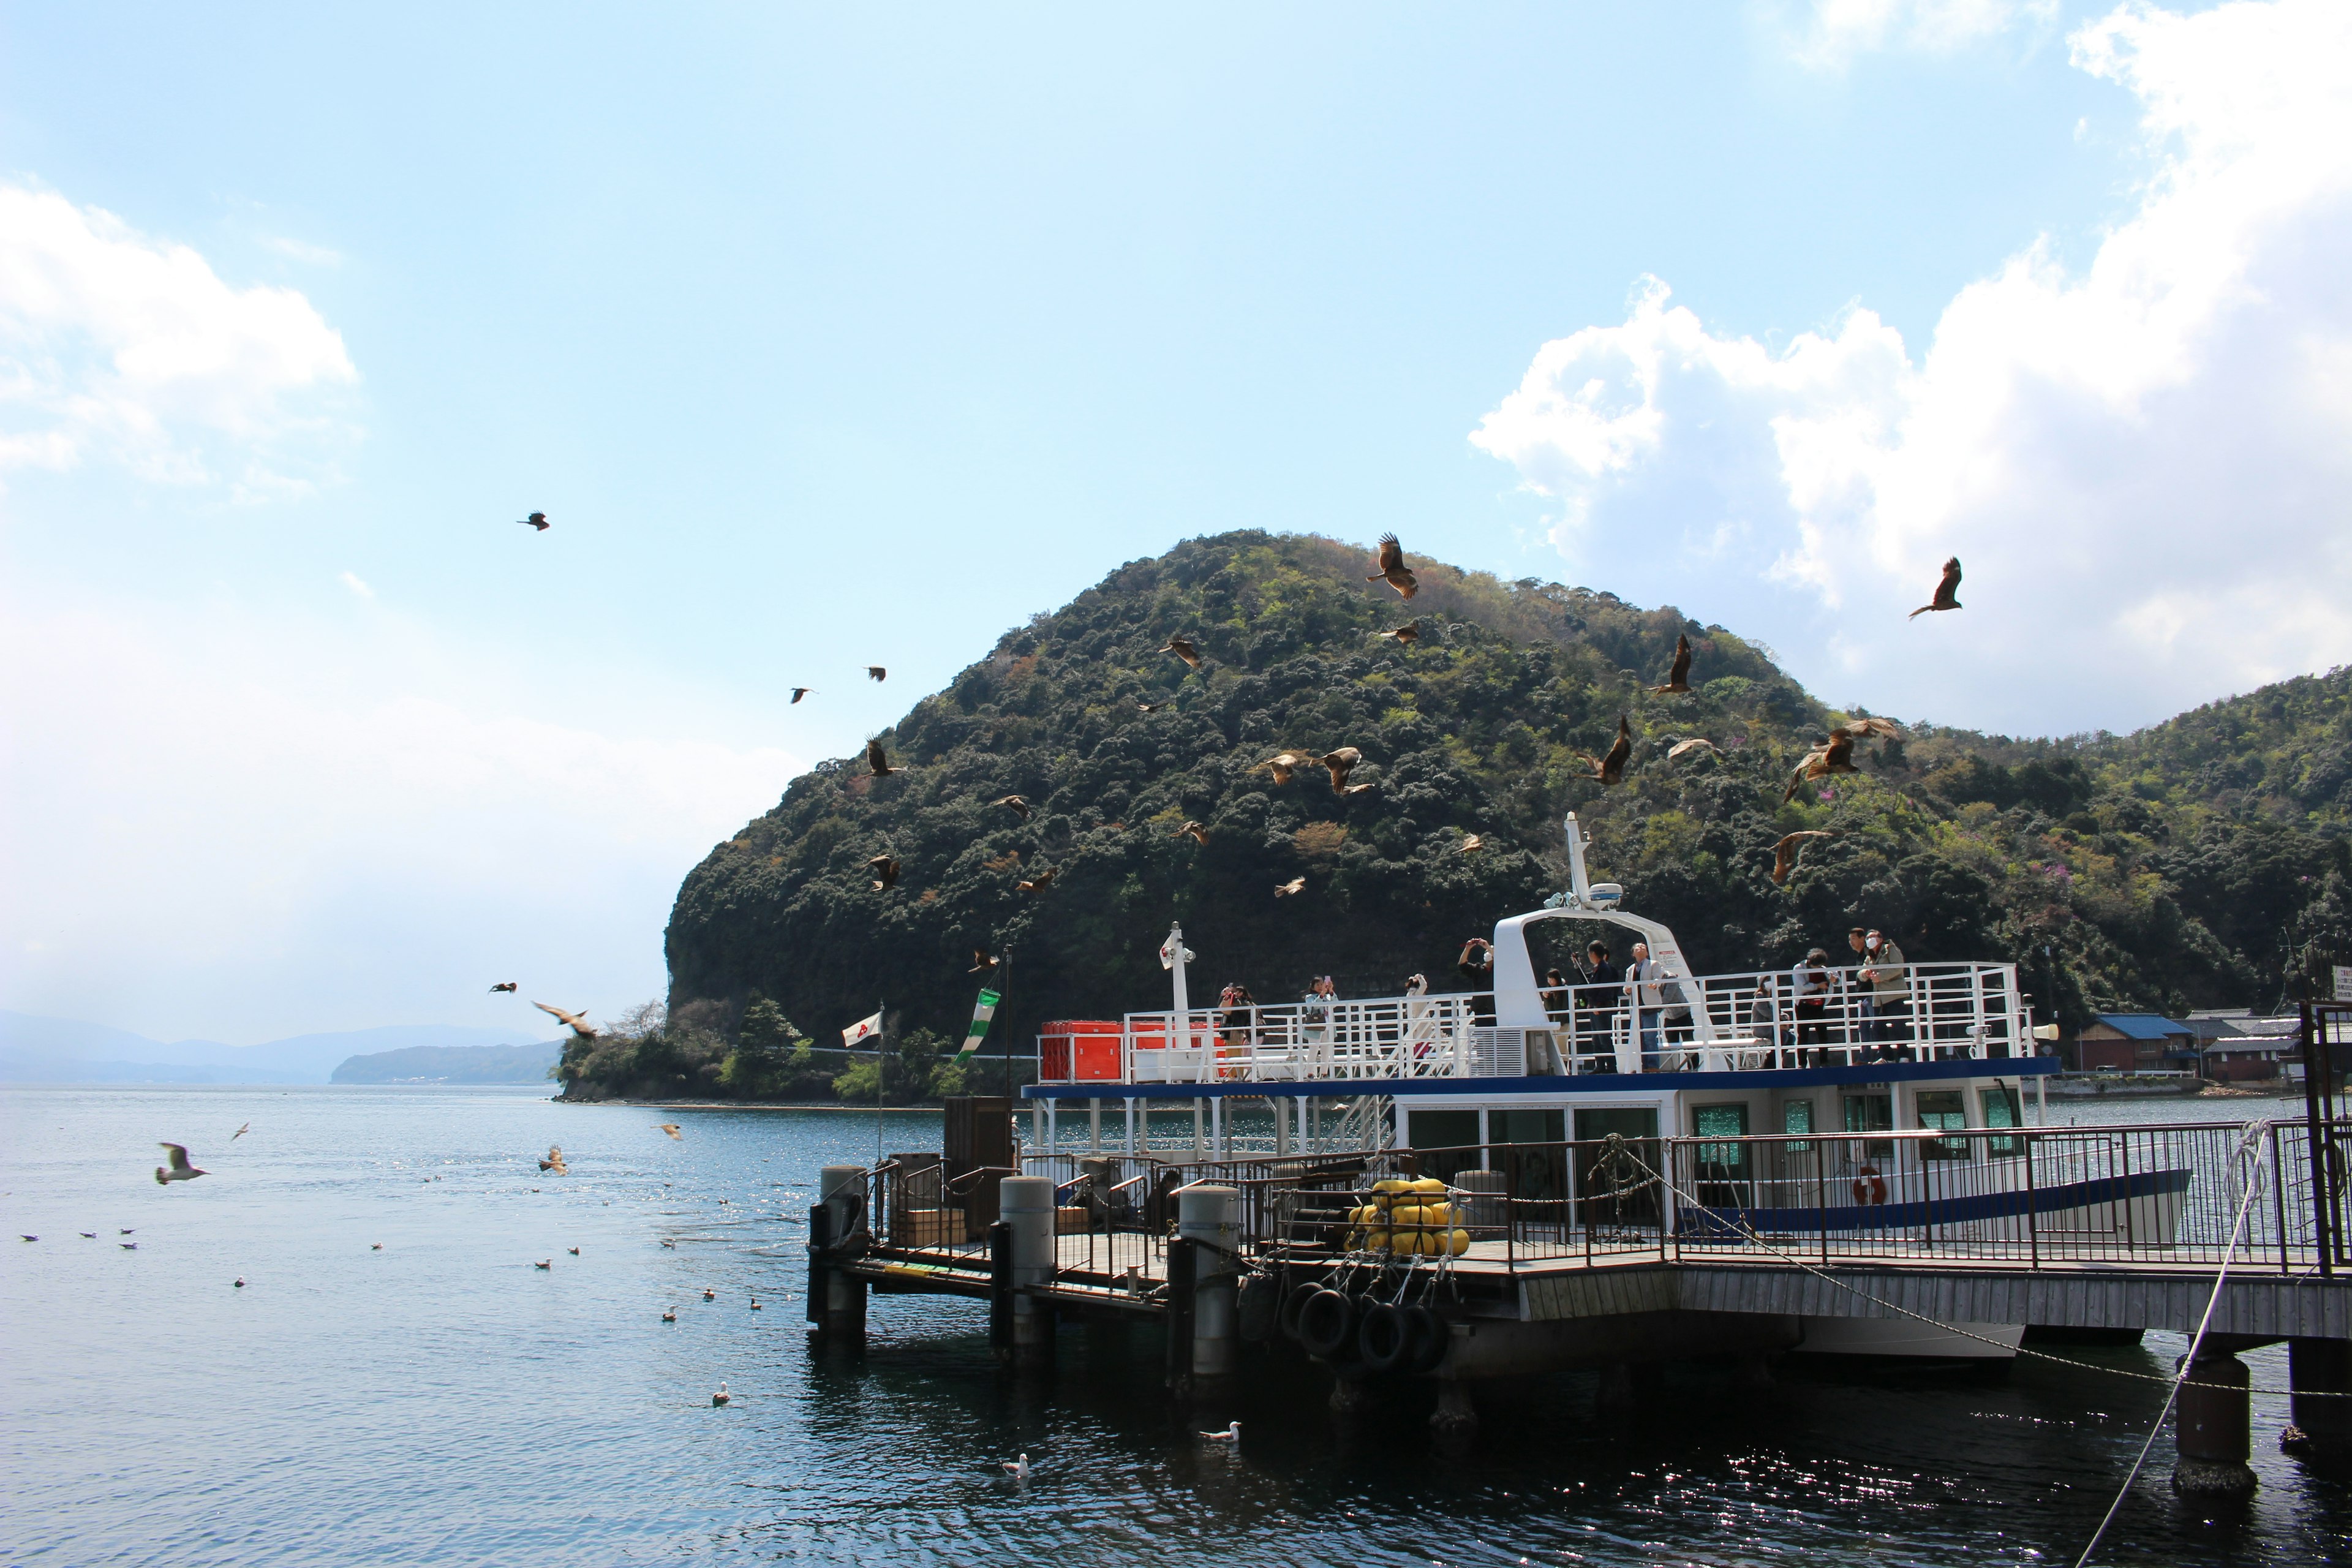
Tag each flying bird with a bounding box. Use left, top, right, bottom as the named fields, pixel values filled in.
left=538, top=1145, right=568, bottom=1174
left=1200, top=1421, right=1242, bottom=1442
left=1779, top=720, right=1902, bottom=802
left=1653, top=635, right=1692, bottom=694
left=518, top=512, right=549, bottom=531
left=1137, top=700, right=1166, bottom=712
left=969, top=948, right=999, bottom=973
left=489, top=982, right=517, bottom=993
left=1160, top=635, right=1202, bottom=670
left=867, top=666, right=888, bottom=682
left=1016, top=867, right=1057, bottom=893
left=1577, top=716, right=1633, bottom=785
left=535, top=1003, right=598, bottom=1039
left=1459, top=833, right=1484, bottom=854
left=656, top=1123, right=682, bottom=1140
left=1366, top=534, right=1417, bottom=599
left=1374, top=622, right=1420, bottom=646
left=1173, top=820, right=1209, bottom=845
left=1667, top=737, right=1719, bottom=761
left=992, top=794, right=1031, bottom=820
left=1909, top=557, right=1962, bottom=619
left=155, top=1143, right=206, bottom=1185
left=1340, top=782, right=1376, bottom=796
left=791, top=688, right=813, bottom=704
left=867, top=854, right=901, bottom=891
left=1321, top=747, right=1362, bottom=794
left=1261, top=750, right=1314, bottom=785
left=865, top=738, right=898, bottom=777
left=1275, top=876, right=1306, bottom=898
left=233, top=1121, right=251, bottom=1139
left=1771, top=830, right=1838, bottom=886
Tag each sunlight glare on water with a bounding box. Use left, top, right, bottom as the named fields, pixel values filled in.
left=2, top=1085, right=2345, bottom=1566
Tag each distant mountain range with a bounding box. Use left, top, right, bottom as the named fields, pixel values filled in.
left=0, top=1012, right=562, bottom=1085
left=330, top=1041, right=561, bottom=1085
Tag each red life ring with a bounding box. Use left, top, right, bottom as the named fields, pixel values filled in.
left=1851, top=1164, right=1888, bottom=1205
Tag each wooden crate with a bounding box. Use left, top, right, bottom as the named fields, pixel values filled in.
left=897, top=1208, right=963, bottom=1248
left=1055, top=1206, right=1091, bottom=1234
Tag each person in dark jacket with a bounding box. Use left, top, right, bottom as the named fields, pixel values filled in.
left=1457, top=938, right=1496, bottom=1025
left=1579, top=941, right=1623, bottom=1070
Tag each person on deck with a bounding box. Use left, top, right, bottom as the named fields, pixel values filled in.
left=1578, top=941, right=1623, bottom=1070
left=1627, top=941, right=1670, bottom=1070
left=1302, top=974, right=1339, bottom=1046
left=1793, top=948, right=1833, bottom=1063
left=1217, top=982, right=1256, bottom=1050
left=1458, top=937, right=1496, bottom=1026
left=1858, top=929, right=1909, bottom=1058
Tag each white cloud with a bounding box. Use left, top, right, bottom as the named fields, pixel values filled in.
left=0, top=594, right=799, bottom=1042
left=1475, top=0, right=2352, bottom=734
left=0, top=182, right=358, bottom=489
left=258, top=235, right=344, bottom=266
left=1782, top=0, right=2059, bottom=67
left=339, top=570, right=374, bottom=599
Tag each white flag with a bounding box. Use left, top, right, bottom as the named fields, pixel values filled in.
left=841, top=1011, right=883, bottom=1048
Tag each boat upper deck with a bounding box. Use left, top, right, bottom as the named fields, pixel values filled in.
left=1033, top=960, right=2040, bottom=1098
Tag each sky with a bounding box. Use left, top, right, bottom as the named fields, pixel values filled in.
left=4, top=1, right=2348, bottom=1044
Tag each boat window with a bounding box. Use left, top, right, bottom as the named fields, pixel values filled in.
left=1781, top=1098, right=1814, bottom=1154
left=1406, top=1108, right=1482, bottom=1185
left=1979, top=1085, right=2022, bottom=1156
left=1915, top=1090, right=1969, bottom=1161
left=1842, top=1092, right=1893, bottom=1161
left=1493, top=1108, right=1566, bottom=1204
left=1692, top=1104, right=1749, bottom=1200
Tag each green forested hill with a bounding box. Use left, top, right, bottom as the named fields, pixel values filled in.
left=560, top=532, right=2351, bottom=1101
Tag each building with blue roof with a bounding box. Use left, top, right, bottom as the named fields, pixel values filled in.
left=2076, top=1012, right=2198, bottom=1072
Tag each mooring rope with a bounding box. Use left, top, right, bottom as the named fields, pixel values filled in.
left=2071, top=1117, right=2275, bottom=1568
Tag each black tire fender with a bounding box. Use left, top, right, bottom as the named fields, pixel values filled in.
left=1404, top=1305, right=1449, bottom=1375
left=1296, top=1287, right=1357, bottom=1360
left=1357, top=1302, right=1411, bottom=1373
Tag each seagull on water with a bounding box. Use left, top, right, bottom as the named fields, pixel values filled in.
left=712, top=1382, right=731, bottom=1407
left=120, top=1242, right=137, bottom=1250
left=568, top=1246, right=580, bottom=1256
left=80, top=1231, right=96, bottom=1238
left=703, top=1287, right=715, bottom=1300
left=119, top=1229, right=134, bottom=1235
left=533, top=1259, right=552, bottom=1270
left=234, top=1277, right=247, bottom=1287
left=749, top=1298, right=762, bottom=1311
left=1200, top=1422, right=1240, bottom=1442
left=372, top=1242, right=383, bottom=1251
left=18, top=1234, right=35, bottom=1242
left=1001, top=1454, right=1030, bottom=1480
left=662, top=1308, right=677, bottom=1322
left=660, top=1239, right=677, bottom=1249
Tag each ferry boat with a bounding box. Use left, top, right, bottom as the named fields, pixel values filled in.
left=1022, top=813, right=2180, bottom=1360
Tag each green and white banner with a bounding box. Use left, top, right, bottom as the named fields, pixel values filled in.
left=954, top=987, right=1001, bottom=1061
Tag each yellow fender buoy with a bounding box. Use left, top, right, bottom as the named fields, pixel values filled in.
left=1449, top=1228, right=1471, bottom=1257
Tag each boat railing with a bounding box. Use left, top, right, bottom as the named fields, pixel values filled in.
left=1033, top=960, right=2031, bottom=1084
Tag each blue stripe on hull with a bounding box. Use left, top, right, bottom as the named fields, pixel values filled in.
left=1677, top=1166, right=2193, bottom=1237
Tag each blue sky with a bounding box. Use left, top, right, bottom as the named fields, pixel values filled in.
left=6, top=2, right=2349, bottom=1042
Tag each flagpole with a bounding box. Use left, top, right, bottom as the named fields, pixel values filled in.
left=876, top=997, right=886, bottom=1164
left=998, top=944, right=1014, bottom=1102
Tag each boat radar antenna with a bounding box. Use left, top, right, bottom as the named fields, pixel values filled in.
left=1563, top=812, right=1593, bottom=904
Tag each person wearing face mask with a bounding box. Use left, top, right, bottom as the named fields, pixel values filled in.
left=1853, top=927, right=1910, bottom=1058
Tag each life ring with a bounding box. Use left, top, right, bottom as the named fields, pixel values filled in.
left=1295, top=1287, right=1357, bottom=1360
left=1851, top=1164, right=1888, bottom=1205
left=1356, top=1302, right=1411, bottom=1373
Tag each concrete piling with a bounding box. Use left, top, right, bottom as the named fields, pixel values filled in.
left=1165, top=1238, right=1197, bottom=1393
left=2283, top=1336, right=2352, bottom=1461
left=2172, top=1348, right=2256, bottom=1499
left=1000, top=1175, right=1057, bottom=1368
left=1430, top=1379, right=1477, bottom=1444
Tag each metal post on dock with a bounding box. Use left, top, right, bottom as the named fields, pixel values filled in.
left=1164, top=1235, right=1197, bottom=1393
left=1178, top=1186, right=1242, bottom=1385
left=816, top=1164, right=869, bottom=1349
left=2283, top=1337, right=2352, bottom=1460
left=1000, top=1175, right=1057, bottom=1368
left=987, top=1220, right=1015, bottom=1359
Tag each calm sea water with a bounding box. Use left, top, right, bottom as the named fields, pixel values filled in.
left=3, top=1084, right=2346, bottom=1567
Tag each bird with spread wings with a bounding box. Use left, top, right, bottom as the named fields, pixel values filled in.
left=1781, top=719, right=1902, bottom=802
left=1577, top=716, right=1633, bottom=785
left=1653, top=635, right=1692, bottom=694
left=534, top=1003, right=599, bottom=1039
left=1771, top=831, right=1836, bottom=886
left=1366, top=534, right=1417, bottom=599
left=1909, top=557, right=1962, bottom=619
left=865, top=738, right=897, bottom=777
